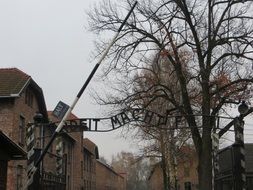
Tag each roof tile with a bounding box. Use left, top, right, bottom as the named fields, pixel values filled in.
left=0, top=68, right=30, bottom=97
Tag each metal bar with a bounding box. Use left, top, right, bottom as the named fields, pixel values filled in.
left=76, top=1, right=138, bottom=98
left=219, top=107, right=253, bottom=138
left=25, top=1, right=138, bottom=189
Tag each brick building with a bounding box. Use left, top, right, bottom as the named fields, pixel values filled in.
left=0, top=68, right=86, bottom=189
left=148, top=146, right=198, bottom=190
left=177, top=146, right=198, bottom=190
left=0, top=67, right=127, bottom=190
left=96, top=159, right=126, bottom=190
left=148, top=162, right=164, bottom=190
left=29, top=115, right=76, bottom=189
left=83, top=138, right=99, bottom=190
left=46, top=111, right=85, bottom=189
left=0, top=68, right=48, bottom=190
left=45, top=113, right=125, bottom=190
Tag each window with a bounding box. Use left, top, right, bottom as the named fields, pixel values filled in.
left=183, top=163, right=190, bottom=177
left=25, top=89, right=33, bottom=107
left=67, top=175, right=70, bottom=190
left=81, top=161, right=83, bottom=178
left=19, top=116, right=25, bottom=146
left=184, top=167, right=190, bottom=177
left=84, top=153, right=89, bottom=172
left=88, top=157, right=91, bottom=172
left=84, top=154, right=87, bottom=171
left=92, top=182, right=96, bottom=190
left=184, top=182, right=191, bottom=190
left=68, top=143, right=73, bottom=164
left=17, top=165, right=23, bottom=190
left=89, top=181, right=91, bottom=190
left=0, top=161, right=7, bottom=190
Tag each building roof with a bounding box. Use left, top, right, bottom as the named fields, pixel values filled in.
left=148, top=145, right=197, bottom=180
left=0, top=130, right=27, bottom=160
left=148, top=162, right=162, bottom=181
left=83, top=138, right=99, bottom=159
left=0, top=68, right=31, bottom=97
left=46, top=111, right=78, bottom=142
left=97, top=159, right=124, bottom=179
left=47, top=111, right=79, bottom=122
left=218, top=143, right=253, bottom=173
left=0, top=68, right=48, bottom=121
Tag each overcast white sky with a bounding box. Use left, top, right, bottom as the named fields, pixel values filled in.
left=1, top=0, right=253, bottom=160
left=0, top=0, right=137, bottom=161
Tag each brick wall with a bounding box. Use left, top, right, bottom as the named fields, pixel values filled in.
left=149, top=164, right=164, bottom=190
left=177, top=148, right=199, bottom=190
left=47, top=112, right=85, bottom=190
left=0, top=87, right=41, bottom=190
left=96, top=160, right=126, bottom=190
left=74, top=132, right=85, bottom=189
left=148, top=147, right=199, bottom=190
left=0, top=98, right=15, bottom=138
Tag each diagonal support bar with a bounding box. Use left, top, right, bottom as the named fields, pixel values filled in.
left=25, top=1, right=138, bottom=189
left=219, top=107, right=253, bottom=138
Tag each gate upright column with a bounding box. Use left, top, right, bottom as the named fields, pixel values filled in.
left=233, top=117, right=246, bottom=190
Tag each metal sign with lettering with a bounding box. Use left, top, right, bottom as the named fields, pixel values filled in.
left=52, top=101, right=70, bottom=119
left=51, top=108, right=171, bottom=133
left=110, top=108, right=168, bottom=129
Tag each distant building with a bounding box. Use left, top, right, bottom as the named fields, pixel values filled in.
left=177, top=146, right=198, bottom=190
left=96, top=159, right=126, bottom=190
left=216, top=143, right=253, bottom=190
left=0, top=68, right=48, bottom=190
left=148, top=146, right=198, bottom=190
left=148, top=162, right=164, bottom=190
left=83, top=138, right=99, bottom=190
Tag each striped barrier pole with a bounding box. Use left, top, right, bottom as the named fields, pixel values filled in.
left=212, top=132, right=219, bottom=190
left=24, top=2, right=138, bottom=189
left=234, top=117, right=246, bottom=190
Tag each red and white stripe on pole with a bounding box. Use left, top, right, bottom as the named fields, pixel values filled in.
left=234, top=117, right=246, bottom=190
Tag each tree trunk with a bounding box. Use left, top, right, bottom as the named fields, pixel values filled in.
left=198, top=137, right=212, bottom=190
left=161, top=154, right=169, bottom=190
left=168, top=138, right=177, bottom=190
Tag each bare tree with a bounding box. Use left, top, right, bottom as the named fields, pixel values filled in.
left=88, top=0, right=253, bottom=189
left=111, top=151, right=150, bottom=190
left=131, top=52, right=191, bottom=190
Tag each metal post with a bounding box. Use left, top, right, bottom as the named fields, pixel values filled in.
left=212, top=132, right=219, bottom=190
left=233, top=117, right=246, bottom=190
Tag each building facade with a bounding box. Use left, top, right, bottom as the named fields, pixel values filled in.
left=216, top=143, right=253, bottom=190
left=176, top=146, right=198, bottom=190
left=148, top=163, right=164, bottom=190
left=83, top=138, right=99, bottom=190
left=96, top=159, right=126, bottom=190
left=0, top=68, right=48, bottom=190
left=0, top=67, right=127, bottom=190
left=46, top=111, right=84, bottom=190
left=148, top=146, right=198, bottom=190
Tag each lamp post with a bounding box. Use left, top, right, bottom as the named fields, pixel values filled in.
left=27, top=112, right=44, bottom=190
left=233, top=101, right=248, bottom=190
